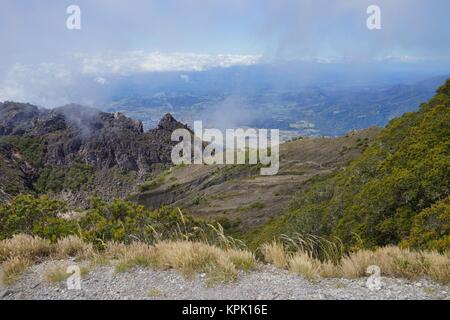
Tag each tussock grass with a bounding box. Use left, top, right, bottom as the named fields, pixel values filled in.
left=280, top=233, right=344, bottom=265
left=104, top=241, right=128, bottom=259
left=340, top=249, right=374, bottom=278
left=260, top=239, right=449, bottom=284
left=1, top=257, right=31, bottom=285
left=0, top=234, right=52, bottom=262
left=260, top=242, right=289, bottom=269
left=227, top=249, right=257, bottom=271
left=114, top=242, right=156, bottom=272
left=54, top=235, right=94, bottom=260
left=111, top=240, right=255, bottom=283
left=0, top=233, right=448, bottom=286
left=338, top=246, right=450, bottom=283
left=319, top=261, right=341, bottom=278
left=423, top=251, right=450, bottom=284
left=152, top=241, right=238, bottom=283
left=89, top=253, right=111, bottom=267
left=288, top=252, right=320, bottom=280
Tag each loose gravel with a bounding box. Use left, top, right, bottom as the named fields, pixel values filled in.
left=1, top=260, right=448, bottom=300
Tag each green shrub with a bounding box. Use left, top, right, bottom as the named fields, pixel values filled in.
left=0, top=136, right=46, bottom=167
left=34, top=161, right=95, bottom=193
left=0, top=195, right=70, bottom=240
left=78, top=198, right=207, bottom=245
left=0, top=195, right=211, bottom=247
left=403, top=196, right=450, bottom=251
left=251, top=79, right=450, bottom=252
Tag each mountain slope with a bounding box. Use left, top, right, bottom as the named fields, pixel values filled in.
left=134, top=127, right=380, bottom=229
left=251, top=79, right=450, bottom=251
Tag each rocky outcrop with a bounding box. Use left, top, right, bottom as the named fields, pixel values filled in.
left=0, top=101, right=191, bottom=206
left=0, top=102, right=188, bottom=171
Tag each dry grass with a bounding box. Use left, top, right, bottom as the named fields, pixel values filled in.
left=89, top=253, right=111, bottom=267
left=0, top=234, right=448, bottom=286
left=280, top=233, right=344, bottom=265
left=259, top=241, right=449, bottom=285
left=114, top=242, right=156, bottom=272
left=0, top=257, right=31, bottom=285
left=152, top=241, right=238, bottom=283
left=340, top=249, right=375, bottom=278
left=226, top=249, right=257, bottom=272
left=104, top=241, right=128, bottom=259
left=319, top=260, right=341, bottom=278
left=260, top=242, right=289, bottom=269
left=420, top=251, right=450, bottom=284
left=0, top=234, right=52, bottom=262
left=54, top=235, right=94, bottom=260
left=288, top=252, right=320, bottom=280
left=111, top=241, right=255, bottom=284
left=338, top=246, right=450, bottom=284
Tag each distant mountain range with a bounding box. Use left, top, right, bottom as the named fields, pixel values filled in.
left=103, top=74, right=449, bottom=139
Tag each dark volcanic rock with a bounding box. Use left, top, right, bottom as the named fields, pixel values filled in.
left=0, top=102, right=192, bottom=205
left=157, top=113, right=183, bottom=131
left=0, top=102, right=40, bottom=135
left=0, top=102, right=187, bottom=171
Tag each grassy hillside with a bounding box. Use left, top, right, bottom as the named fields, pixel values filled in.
left=134, top=127, right=380, bottom=230
left=250, top=79, right=450, bottom=252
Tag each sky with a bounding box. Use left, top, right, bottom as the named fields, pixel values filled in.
left=1, top=0, right=450, bottom=105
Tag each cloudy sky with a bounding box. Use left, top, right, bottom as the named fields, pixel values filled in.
left=1, top=0, right=450, bottom=105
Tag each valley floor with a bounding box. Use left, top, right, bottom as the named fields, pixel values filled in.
left=1, top=261, right=448, bottom=300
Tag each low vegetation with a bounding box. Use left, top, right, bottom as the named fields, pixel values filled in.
left=112, top=241, right=256, bottom=284
left=1, top=232, right=448, bottom=286
left=138, top=174, right=166, bottom=192
left=0, top=194, right=448, bottom=286
left=252, top=81, right=450, bottom=252
left=0, top=195, right=211, bottom=244
left=34, top=161, right=95, bottom=193
left=261, top=240, right=449, bottom=284
left=1, top=257, right=31, bottom=285
left=239, top=202, right=265, bottom=212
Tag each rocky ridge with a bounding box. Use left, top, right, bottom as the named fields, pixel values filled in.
left=0, top=101, right=190, bottom=206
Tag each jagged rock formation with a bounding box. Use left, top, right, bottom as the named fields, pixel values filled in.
left=0, top=101, right=190, bottom=206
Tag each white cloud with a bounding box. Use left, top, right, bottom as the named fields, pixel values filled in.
left=375, top=55, right=425, bottom=63
left=180, top=74, right=190, bottom=82
left=78, top=51, right=263, bottom=75
left=95, top=77, right=108, bottom=85
left=0, top=51, right=263, bottom=106
left=0, top=63, right=75, bottom=106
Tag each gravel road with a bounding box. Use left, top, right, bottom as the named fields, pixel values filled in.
left=1, top=260, right=448, bottom=300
